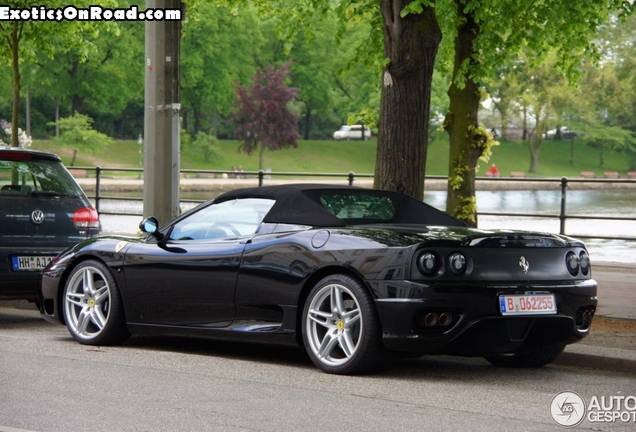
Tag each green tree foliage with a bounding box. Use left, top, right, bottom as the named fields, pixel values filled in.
left=577, top=124, right=636, bottom=168
left=181, top=3, right=262, bottom=136
left=233, top=0, right=441, bottom=200
left=512, top=55, right=570, bottom=173
left=0, top=0, right=118, bottom=146
left=233, top=63, right=300, bottom=170
left=191, top=131, right=221, bottom=163
left=575, top=13, right=636, bottom=170
left=51, top=113, right=115, bottom=166
left=27, top=19, right=143, bottom=137
left=441, top=0, right=634, bottom=226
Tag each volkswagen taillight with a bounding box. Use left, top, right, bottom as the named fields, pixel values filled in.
left=73, top=206, right=100, bottom=229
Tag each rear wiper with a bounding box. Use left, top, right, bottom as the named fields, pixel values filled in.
left=30, top=190, right=71, bottom=197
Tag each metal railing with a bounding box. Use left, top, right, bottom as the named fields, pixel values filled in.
left=70, top=166, right=636, bottom=242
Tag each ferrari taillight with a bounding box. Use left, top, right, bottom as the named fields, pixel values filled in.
left=73, top=206, right=100, bottom=229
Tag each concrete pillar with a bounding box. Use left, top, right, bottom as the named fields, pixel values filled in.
left=143, top=0, right=182, bottom=226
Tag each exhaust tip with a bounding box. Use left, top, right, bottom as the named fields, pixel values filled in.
left=424, top=312, right=439, bottom=327
left=439, top=312, right=453, bottom=327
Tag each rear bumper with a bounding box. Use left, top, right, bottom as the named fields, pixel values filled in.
left=0, top=248, right=61, bottom=300
left=369, top=279, right=597, bottom=355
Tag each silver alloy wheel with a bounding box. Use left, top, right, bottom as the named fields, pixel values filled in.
left=305, top=283, right=362, bottom=367
left=64, top=265, right=112, bottom=341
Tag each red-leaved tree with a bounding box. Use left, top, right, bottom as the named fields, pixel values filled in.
left=233, top=63, right=300, bottom=170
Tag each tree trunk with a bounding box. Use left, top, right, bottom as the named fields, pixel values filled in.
left=193, top=108, right=201, bottom=134
left=70, top=60, right=82, bottom=114
left=375, top=1, right=441, bottom=199
left=529, top=144, right=540, bottom=173
left=72, top=94, right=83, bottom=114
left=501, top=110, right=508, bottom=140
left=119, top=106, right=127, bottom=139
left=55, top=96, right=60, bottom=137
left=26, top=88, right=31, bottom=137
left=444, top=1, right=481, bottom=227
left=304, top=103, right=311, bottom=140
left=259, top=143, right=265, bottom=171
left=182, top=109, right=188, bottom=134
left=528, top=113, right=545, bottom=173
left=10, top=22, right=22, bottom=147
left=212, top=107, right=218, bottom=137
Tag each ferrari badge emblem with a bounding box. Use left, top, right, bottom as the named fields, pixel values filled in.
left=519, top=256, right=529, bottom=274
left=115, top=241, right=128, bottom=254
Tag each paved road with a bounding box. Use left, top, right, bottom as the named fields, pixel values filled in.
left=1, top=263, right=633, bottom=431
left=1, top=306, right=635, bottom=432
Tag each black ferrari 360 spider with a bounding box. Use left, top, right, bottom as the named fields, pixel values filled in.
left=39, top=184, right=597, bottom=374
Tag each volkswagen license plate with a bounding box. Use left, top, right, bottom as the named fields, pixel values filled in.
left=12, top=255, right=55, bottom=271
left=499, top=294, right=557, bottom=316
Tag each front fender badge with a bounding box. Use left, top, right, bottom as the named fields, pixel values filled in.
left=115, top=241, right=128, bottom=254
left=519, top=256, right=529, bottom=274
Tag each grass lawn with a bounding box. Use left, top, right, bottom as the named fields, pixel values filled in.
left=31, top=132, right=632, bottom=178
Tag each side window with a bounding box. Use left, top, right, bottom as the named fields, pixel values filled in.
left=169, top=198, right=275, bottom=241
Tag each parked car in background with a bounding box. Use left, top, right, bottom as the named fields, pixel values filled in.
left=546, top=127, right=577, bottom=140
left=333, top=124, right=372, bottom=140
left=0, top=147, right=100, bottom=302
left=39, top=184, right=596, bottom=375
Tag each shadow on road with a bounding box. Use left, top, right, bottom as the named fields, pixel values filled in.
left=2, top=303, right=627, bottom=380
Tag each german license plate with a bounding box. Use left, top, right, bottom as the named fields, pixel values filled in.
left=12, top=255, right=55, bottom=271
left=499, top=294, right=557, bottom=316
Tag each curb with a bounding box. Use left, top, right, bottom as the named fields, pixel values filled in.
left=555, top=351, right=636, bottom=374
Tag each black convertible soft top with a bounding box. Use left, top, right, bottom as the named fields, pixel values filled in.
left=215, top=184, right=466, bottom=228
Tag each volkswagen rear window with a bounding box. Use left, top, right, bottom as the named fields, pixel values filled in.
left=0, top=160, right=84, bottom=197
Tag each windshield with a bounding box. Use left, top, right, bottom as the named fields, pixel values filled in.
left=169, top=198, right=275, bottom=241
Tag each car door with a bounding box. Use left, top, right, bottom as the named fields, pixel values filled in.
left=122, top=198, right=275, bottom=327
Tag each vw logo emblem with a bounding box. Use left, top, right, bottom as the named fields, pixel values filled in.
left=31, top=209, right=45, bottom=225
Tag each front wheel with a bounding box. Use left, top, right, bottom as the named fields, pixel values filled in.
left=485, top=344, right=565, bottom=368
left=302, top=274, right=391, bottom=374
left=62, top=260, right=130, bottom=345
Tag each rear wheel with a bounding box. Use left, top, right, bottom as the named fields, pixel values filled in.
left=485, top=344, right=565, bottom=367
left=302, top=274, right=391, bottom=374
left=63, top=260, right=129, bottom=345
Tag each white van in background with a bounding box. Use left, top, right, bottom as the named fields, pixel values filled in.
left=333, top=125, right=372, bottom=141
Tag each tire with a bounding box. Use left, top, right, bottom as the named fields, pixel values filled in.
left=301, top=274, right=391, bottom=375
left=485, top=344, right=565, bottom=368
left=62, top=260, right=130, bottom=345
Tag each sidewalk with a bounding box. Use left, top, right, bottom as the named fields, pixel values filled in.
left=555, top=263, right=636, bottom=373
